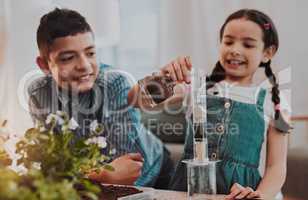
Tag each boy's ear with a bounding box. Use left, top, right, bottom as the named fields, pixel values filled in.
left=262, top=45, right=276, bottom=63
left=36, top=56, right=50, bottom=75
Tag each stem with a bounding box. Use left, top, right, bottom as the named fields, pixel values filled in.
left=1, top=120, right=7, bottom=127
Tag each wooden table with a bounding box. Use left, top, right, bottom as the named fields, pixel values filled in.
left=121, top=188, right=275, bottom=200
left=108, top=185, right=226, bottom=200
left=153, top=189, right=226, bottom=200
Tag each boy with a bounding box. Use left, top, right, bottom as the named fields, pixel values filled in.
left=28, top=8, right=173, bottom=188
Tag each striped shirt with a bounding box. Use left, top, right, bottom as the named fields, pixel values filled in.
left=28, top=64, right=164, bottom=186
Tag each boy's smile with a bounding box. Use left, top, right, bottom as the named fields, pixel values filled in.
left=43, top=32, right=99, bottom=93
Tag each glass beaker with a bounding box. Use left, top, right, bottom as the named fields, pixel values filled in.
left=183, top=159, right=218, bottom=200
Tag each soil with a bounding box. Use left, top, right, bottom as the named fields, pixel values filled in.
left=98, top=185, right=143, bottom=200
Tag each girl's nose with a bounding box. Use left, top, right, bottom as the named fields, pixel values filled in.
left=229, top=43, right=242, bottom=56
left=230, top=47, right=241, bottom=56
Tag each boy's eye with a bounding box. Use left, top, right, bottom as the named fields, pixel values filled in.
left=87, top=51, right=96, bottom=57
left=60, top=55, right=74, bottom=62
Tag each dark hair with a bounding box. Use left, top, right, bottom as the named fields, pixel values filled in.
left=207, top=9, right=290, bottom=132
left=37, top=8, right=92, bottom=59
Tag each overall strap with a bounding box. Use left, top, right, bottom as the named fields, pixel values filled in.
left=256, top=88, right=267, bottom=111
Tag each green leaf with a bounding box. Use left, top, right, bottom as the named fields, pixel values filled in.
left=102, top=164, right=114, bottom=171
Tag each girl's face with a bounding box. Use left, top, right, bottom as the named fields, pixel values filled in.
left=219, top=18, right=273, bottom=85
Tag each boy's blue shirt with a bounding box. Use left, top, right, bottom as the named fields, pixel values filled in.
left=28, top=63, right=164, bottom=186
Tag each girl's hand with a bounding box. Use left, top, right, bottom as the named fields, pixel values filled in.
left=160, top=56, right=192, bottom=83
left=225, top=183, right=263, bottom=200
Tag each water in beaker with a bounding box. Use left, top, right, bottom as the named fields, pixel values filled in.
left=183, top=159, right=218, bottom=200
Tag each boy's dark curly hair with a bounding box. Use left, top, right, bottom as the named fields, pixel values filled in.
left=37, top=8, right=92, bottom=60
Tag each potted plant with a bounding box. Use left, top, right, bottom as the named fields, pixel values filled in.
left=0, top=119, right=12, bottom=167
left=0, top=112, right=147, bottom=200
left=0, top=112, right=111, bottom=200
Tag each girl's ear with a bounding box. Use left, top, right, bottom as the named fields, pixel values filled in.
left=262, top=45, right=276, bottom=63
left=36, top=56, right=50, bottom=75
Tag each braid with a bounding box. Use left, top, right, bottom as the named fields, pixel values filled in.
left=263, top=61, right=291, bottom=132
left=206, top=61, right=226, bottom=89
left=264, top=61, right=280, bottom=119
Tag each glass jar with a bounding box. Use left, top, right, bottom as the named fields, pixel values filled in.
left=138, top=73, right=176, bottom=105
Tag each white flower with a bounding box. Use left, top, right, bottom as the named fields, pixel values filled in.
left=58, top=118, right=65, bottom=125
left=12, top=163, right=28, bottom=175
left=96, top=136, right=107, bottom=148
left=32, top=162, right=41, bottom=170
left=90, top=120, right=104, bottom=134
left=46, top=113, right=55, bottom=124
left=45, top=113, right=57, bottom=124
left=90, top=120, right=99, bottom=132
left=39, top=126, right=46, bottom=132
left=85, top=136, right=107, bottom=149
left=56, top=111, right=70, bottom=122
left=68, top=118, right=79, bottom=130
left=46, top=112, right=65, bottom=125
left=110, top=148, right=117, bottom=155
left=84, top=138, right=94, bottom=145
left=55, top=111, right=66, bottom=125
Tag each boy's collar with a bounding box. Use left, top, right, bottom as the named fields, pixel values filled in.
left=50, top=77, right=94, bottom=107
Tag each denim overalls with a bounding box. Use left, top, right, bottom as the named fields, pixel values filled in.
left=169, top=89, right=266, bottom=194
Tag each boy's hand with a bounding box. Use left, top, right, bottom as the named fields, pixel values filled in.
left=225, top=183, right=263, bottom=200
left=160, top=56, right=192, bottom=84
left=88, top=153, right=144, bottom=185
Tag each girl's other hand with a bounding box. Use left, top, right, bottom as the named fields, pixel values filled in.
left=225, top=183, right=263, bottom=200
left=160, top=56, right=192, bottom=84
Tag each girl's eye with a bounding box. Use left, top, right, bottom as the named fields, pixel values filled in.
left=224, top=41, right=233, bottom=46
left=244, top=43, right=255, bottom=48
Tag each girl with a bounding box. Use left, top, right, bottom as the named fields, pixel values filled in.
left=149, top=9, right=290, bottom=199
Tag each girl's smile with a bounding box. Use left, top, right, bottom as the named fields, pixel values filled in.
left=225, top=57, right=247, bottom=69
left=219, top=18, right=272, bottom=85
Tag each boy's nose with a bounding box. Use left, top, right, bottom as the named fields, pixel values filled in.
left=76, top=55, right=91, bottom=71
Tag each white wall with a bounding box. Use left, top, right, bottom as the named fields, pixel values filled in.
left=0, top=0, right=307, bottom=142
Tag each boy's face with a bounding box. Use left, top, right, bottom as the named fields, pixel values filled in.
left=44, top=32, right=99, bottom=93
